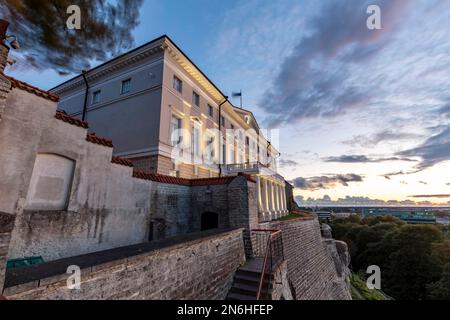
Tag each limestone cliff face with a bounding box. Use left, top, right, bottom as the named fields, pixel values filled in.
left=265, top=218, right=352, bottom=300
left=321, top=224, right=352, bottom=299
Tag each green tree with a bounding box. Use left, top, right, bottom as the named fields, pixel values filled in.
left=353, top=223, right=400, bottom=270
left=383, top=225, right=443, bottom=300
left=362, top=215, right=404, bottom=226
left=427, top=264, right=450, bottom=300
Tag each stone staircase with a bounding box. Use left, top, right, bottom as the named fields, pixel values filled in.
left=227, top=258, right=275, bottom=300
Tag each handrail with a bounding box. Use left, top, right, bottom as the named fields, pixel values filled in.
left=256, top=234, right=272, bottom=300
left=252, top=229, right=283, bottom=300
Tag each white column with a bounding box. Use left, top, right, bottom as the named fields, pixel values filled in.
left=277, top=185, right=283, bottom=216
left=272, top=182, right=278, bottom=219
left=262, top=178, right=269, bottom=221
left=275, top=184, right=280, bottom=215
left=256, top=176, right=262, bottom=214
left=274, top=184, right=280, bottom=218
left=282, top=185, right=288, bottom=214
left=268, top=181, right=273, bottom=220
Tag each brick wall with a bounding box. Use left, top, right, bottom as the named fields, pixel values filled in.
left=228, top=177, right=259, bottom=257
left=3, top=229, right=246, bottom=300
left=191, top=184, right=230, bottom=231
left=150, top=182, right=192, bottom=239
left=267, top=217, right=351, bottom=300
left=130, top=155, right=158, bottom=172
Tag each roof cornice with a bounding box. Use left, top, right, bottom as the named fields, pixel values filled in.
left=52, top=38, right=166, bottom=95
left=162, top=39, right=225, bottom=103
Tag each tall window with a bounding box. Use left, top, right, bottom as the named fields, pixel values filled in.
left=206, top=135, right=215, bottom=161
left=92, top=90, right=101, bottom=104
left=121, top=79, right=131, bottom=94
left=220, top=116, right=225, bottom=126
left=208, top=104, right=214, bottom=117
left=191, top=124, right=201, bottom=157
left=170, top=115, right=182, bottom=146
left=173, top=76, right=183, bottom=93
left=192, top=91, right=200, bottom=107
left=222, top=143, right=226, bottom=164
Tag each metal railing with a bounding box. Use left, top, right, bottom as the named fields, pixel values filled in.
left=225, top=161, right=263, bottom=173
left=251, top=229, right=284, bottom=300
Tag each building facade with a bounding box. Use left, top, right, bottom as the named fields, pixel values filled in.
left=51, top=36, right=288, bottom=220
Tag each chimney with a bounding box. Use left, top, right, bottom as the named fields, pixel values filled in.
left=0, top=20, right=10, bottom=73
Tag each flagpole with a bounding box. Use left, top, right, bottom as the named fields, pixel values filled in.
left=240, top=89, right=242, bottom=108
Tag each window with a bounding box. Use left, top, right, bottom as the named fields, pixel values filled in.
left=220, top=116, right=225, bottom=126
left=173, top=76, right=183, bottom=93
left=192, top=124, right=201, bottom=157
left=192, top=91, right=200, bottom=107
left=222, top=143, right=226, bottom=164
left=170, top=115, right=182, bottom=146
left=208, top=104, right=214, bottom=117
left=206, top=135, right=215, bottom=161
left=121, top=79, right=131, bottom=94
left=92, top=90, right=101, bottom=104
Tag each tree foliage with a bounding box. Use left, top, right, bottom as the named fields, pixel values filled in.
left=0, top=0, right=143, bottom=75
left=330, top=216, right=450, bottom=300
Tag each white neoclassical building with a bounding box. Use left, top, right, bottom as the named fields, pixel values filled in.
left=52, top=35, right=290, bottom=221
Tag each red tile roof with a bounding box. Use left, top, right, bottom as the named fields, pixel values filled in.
left=111, top=156, right=134, bottom=167
left=190, top=177, right=235, bottom=186
left=1, top=73, right=59, bottom=102
left=86, top=133, right=113, bottom=148
left=132, top=170, right=255, bottom=186
left=55, top=110, right=89, bottom=128
left=133, top=170, right=191, bottom=186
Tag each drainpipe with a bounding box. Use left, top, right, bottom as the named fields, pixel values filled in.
left=81, top=70, right=89, bottom=121
left=218, top=97, right=228, bottom=177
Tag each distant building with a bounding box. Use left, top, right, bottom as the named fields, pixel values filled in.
left=362, top=208, right=436, bottom=224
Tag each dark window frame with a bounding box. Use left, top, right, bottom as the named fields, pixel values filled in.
left=173, top=75, right=183, bottom=93
left=92, top=90, right=101, bottom=104
left=192, top=91, right=200, bottom=107
left=121, top=78, right=132, bottom=94
left=207, top=104, right=214, bottom=117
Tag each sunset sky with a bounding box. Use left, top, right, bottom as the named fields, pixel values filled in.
left=7, top=0, right=450, bottom=205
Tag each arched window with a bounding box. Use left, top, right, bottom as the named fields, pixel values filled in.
left=25, top=154, right=75, bottom=211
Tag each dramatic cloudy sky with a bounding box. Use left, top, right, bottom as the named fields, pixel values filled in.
left=7, top=0, right=450, bottom=205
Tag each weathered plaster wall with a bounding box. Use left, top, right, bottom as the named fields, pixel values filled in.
left=266, top=217, right=352, bottom=300
left=0, top=88, right=156, bottom=262
left=3, top=229, right=246, bottom=300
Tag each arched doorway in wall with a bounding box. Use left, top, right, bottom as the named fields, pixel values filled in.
left=201, top=212, right=219, bottom=231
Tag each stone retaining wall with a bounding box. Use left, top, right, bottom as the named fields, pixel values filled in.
left=266, top=217, right=351, bottom=300
left=3, top=229, right=245, bottom=300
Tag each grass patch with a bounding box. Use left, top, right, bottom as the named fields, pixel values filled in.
left=350, top=274, right=387, bottom=300
left=275, top=212, right=311, bottom=221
